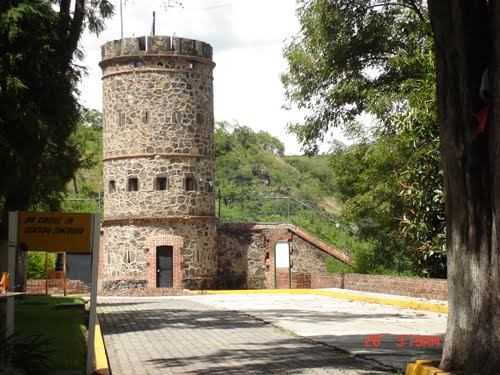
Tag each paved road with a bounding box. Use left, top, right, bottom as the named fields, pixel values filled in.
left=184, top=292, right=446, bottom=371
left=98, top=297, right=390, bottom=375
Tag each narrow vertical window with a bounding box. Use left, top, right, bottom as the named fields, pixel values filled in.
left=138, top=36, right=146, bottom=51
left=173, top=112, right=183, bottom=124
left=109, top=180, right=116, bottom=193
left=205, top=181, right=213, bottom=193
left=154, top=177, right=168, bottom=191
left=128, top=177, right=139, bottom=191
left=185, top=176, right=197, bottom=191
left=118, top=112, right=125, bottom=126
left=142, top=110, right=150, bottom=124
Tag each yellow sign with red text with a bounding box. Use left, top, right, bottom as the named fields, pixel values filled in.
left=18, top=211, right=93, bottom=253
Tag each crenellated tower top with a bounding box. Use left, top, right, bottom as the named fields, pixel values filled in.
left=100, top=35, right=213, bottom=62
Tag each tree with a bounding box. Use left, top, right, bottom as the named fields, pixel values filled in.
left=282, top=0, right=446, bottom=276
left=283, top=0, right=499, bottom=371
left=328, top=133, right=411, bottom=273
left=0, top=0, right=112, bottom=289
left=0, top=0, right=112, bottom=225
left=62, top=108, right=103, bottom=214
left=427, top=1, right=499, bottom=372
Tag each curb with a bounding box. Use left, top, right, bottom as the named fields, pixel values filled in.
left=94, top=316, right=110, bottom=375
left=405, top=360, right=447, bottom=374
left=188, top=288, right=448, bottom=314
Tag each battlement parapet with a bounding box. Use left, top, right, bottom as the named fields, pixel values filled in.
left=101, top=35, right=213, bottom=61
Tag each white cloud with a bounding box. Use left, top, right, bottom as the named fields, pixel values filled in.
left=79, top=0, right=343, bottom=155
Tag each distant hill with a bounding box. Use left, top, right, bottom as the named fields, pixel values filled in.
left=64, top=119, right=373, bottom=272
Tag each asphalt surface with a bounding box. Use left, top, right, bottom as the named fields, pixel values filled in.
left=97, top=291, right=447, bottom=374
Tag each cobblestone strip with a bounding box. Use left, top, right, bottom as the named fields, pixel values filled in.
left=98, top=297, right=389, bottom=375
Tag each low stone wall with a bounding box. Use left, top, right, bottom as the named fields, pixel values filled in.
left=101, top=279, right=148, bottom=291
left=290, top=272, right=448, bottom=300
left=27, top=279, right=91, bottom=295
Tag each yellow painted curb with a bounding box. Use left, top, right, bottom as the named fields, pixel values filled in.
left=94, top=316, right=110, bottom=375
left=188, top=289, right=448, bottom=314
left=405, top=359, right=446, bottom=375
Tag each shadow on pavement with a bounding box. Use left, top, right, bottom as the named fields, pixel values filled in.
left=145, top=337, right=391, bottom=374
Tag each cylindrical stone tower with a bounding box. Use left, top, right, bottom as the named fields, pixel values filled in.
left=100, top=35, right=216, bottom=290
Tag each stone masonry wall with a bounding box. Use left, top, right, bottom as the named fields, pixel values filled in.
left=216, top=228, right=269, bottom=289
left=290, top=235, right=329, bottom=273
left=102, top=221, right=217, bottom=289
left=104, top=157, right=214, bottom=218
left=100, top=36, right=216, bottom=290
left=216, top=224, right=327, bottom=290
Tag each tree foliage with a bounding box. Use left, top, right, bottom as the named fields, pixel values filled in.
left=27, top=252, right=56, bottom=279
left=329, top=133, right=410, bottom=273
left=282, top=0, right=445, bottom=276
left=282, top=0, right=430, bottom=152
left=0, top=0, right=112, bottom=235
left=62, top=108, right=103, bottom=214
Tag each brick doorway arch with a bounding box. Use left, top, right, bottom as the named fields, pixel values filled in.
left=146, top=235, right=183, bottom=288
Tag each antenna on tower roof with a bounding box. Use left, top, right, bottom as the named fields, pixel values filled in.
left=120, top=0, right=124, bottom=39
left=151, top=11, right=156, bottom=36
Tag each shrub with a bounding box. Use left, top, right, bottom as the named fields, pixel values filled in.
left=27, top=252, right=56, bottom=279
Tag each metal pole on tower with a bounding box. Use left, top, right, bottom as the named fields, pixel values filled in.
left=152, top=11, right=156, bottom=36
left=120, top=0, right=123, bottom=39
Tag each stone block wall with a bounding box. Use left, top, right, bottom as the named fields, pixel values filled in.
left=101, top=220, right=217, bottom=289
left=100, top=35, right=217, bottom=290
left=216, top=226, right=269, bottom=289
left=26, top=279, right=91, bottom=295
left=101, top=36, right=213, bottom=60
left=104, top=157, right=214, bottom=218
left=291, top=236, right=328, bottom=273
left=216, top=223, right=329, bottom=289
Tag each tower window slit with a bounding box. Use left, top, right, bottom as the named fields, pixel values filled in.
left=118, top=112, right=125, bottom=126
left=142, top=110, right=150, bottom=124
left=155, top=177, right=168, bottom=191
left=109, top=180, right=116, bottom=193
left=185, top=177, right=197, bottom=191
left=128, top=177, right=139, bottom=191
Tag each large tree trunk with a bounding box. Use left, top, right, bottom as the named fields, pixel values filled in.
left=428, top=1, right=500, bottom=373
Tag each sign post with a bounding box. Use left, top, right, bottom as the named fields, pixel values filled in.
left=10, top=211, right=100, bottom=375
left=6, top=212, right=19, bottom=336
left=85, top=214, right=100, bottom=375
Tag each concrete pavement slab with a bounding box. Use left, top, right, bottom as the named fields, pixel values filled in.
left=182, top=293, right=446, bottom=371
left=98, top=297, right=392, bottom=374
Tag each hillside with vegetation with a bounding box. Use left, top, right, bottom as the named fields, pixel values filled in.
left=61, top=116, right=424, bottom=276
left=214, top=121, right=401, bottom=275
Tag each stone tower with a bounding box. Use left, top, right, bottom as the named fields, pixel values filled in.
left=99, top=36, right=217, bottom=290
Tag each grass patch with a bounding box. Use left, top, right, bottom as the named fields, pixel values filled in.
left=14, top=295, right=87, bottom=372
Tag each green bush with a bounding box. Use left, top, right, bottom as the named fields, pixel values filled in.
left=27, top=252, right=56, bottom=279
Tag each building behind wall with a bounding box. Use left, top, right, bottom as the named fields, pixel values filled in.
left=98, top=35, right=352, bottom=292
left=100, top=35, right=217, bottom=290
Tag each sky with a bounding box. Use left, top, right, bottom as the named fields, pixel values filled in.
left=79, top=0, right=344, bottom=155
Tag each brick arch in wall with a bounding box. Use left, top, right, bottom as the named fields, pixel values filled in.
left=145, top=235, right=184, bottom=288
